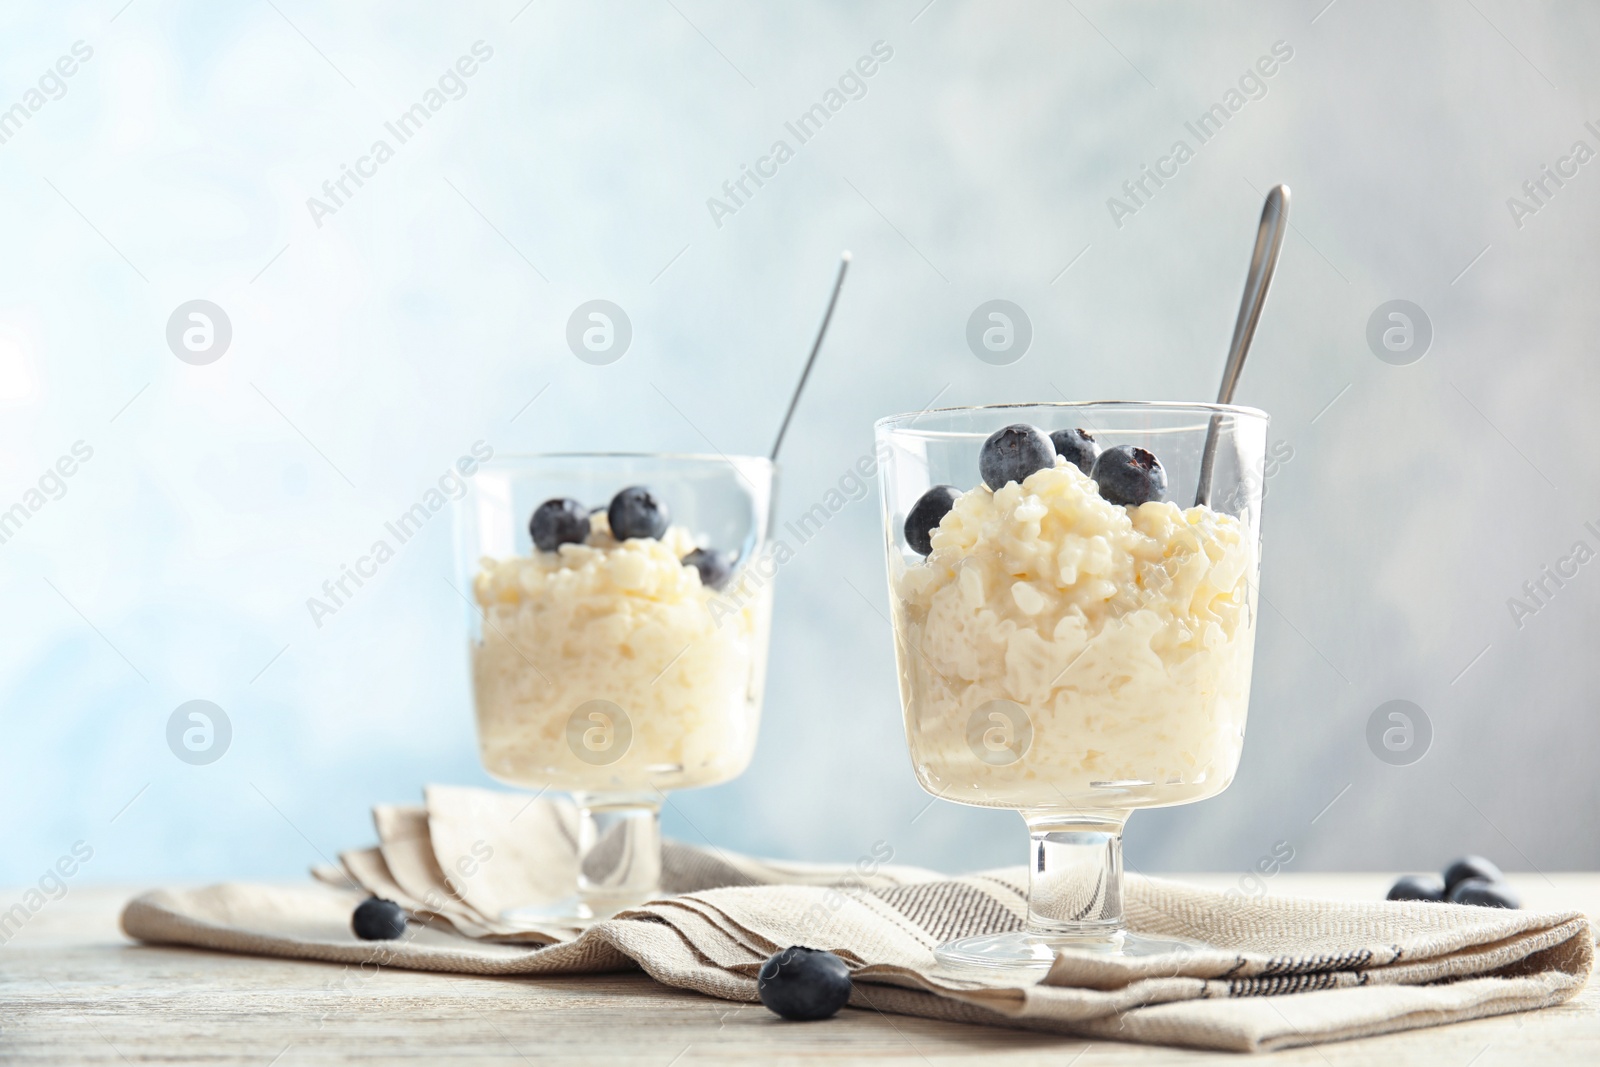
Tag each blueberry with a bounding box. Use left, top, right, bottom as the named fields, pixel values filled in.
left=979, top=424, right=1056, bottom=491
left=352, top=897, right=407, bottom=940
left=607, top=486, right=669, bottom=541
left=529, top=498, right=590, bottom=552
left=757, top=946, right=852, bottom=1021
left=1447, top=877, right=1520, bottom=909
left=1050, top=427, right=1099, bottom=475
left=1443, top=855, right=1504, bottom=894
left=1386, top=874, right=1445, bottom=902
left=904, top=485, right=960, bottom=556
left=683, top=547, right=734, bottom=590
left=1091, top=445, right=1167, bottom=506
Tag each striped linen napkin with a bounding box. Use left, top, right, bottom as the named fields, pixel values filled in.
left=120, top=785, right=1592, bottom=1053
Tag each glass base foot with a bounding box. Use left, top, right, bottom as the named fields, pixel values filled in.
left=934, top=929, right=1205, bottom=975
left=494, top=792, right=663, bottom=932
left=496, top=883, right=652, bottom=927
left=498, top=892, right=644, bottom=930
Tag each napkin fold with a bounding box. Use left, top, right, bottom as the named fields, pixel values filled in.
left=120, top=786, right=1592, bottom=1053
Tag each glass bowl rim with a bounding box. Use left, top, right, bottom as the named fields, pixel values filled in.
left=478, top=451, right=776, bottom=472
left=874, top=399, right=1269, bottom=432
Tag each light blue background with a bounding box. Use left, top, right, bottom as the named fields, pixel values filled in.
left=2, top=0, right=1597, bottom=888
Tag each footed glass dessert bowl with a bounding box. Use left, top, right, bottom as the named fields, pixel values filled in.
left=877, top=402, right=1269, bottom=971
left=457, top=453, right=775, bottom=927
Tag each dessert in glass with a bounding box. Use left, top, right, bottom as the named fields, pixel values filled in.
left=876, top=402, right=1268, bottom=970
left=457, top=453, right=775, bottom=926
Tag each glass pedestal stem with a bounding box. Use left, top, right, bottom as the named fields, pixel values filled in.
left=1024, top=809, right=1128, bottom=940
left=572, top=792, right=663, bottom=917
left=931, top=806, right=1201, bottom=972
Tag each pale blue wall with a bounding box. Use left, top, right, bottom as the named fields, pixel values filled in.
left=1, top=0, right=1596, bottom=887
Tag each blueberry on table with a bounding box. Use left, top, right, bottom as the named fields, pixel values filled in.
left=683, top=547, right=734, bottom=590
left=1049, top=427, right=1099, bottom=475
left=979, top=424, right=1056, bottom=491
left=529, top=498, right=591, bottom=552
left=1447, top=878, right=1520, bottom=909
left=904, top=485, right=961, bottom=556
left=608, top=486, right=670, bottom=541
left=757, top=946, right=852, bottom=1021
left=1386, top=874, right=1446, bottom=902
left=1091, top=445, right=1168, bottom=506
left=352, top=897, right=407, bottom=940
left=1443, top=856, right=1504, bottom=894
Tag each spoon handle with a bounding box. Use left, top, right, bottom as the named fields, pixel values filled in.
left=770, top=252, right=851, bottom=462
left=1195, top=185, right=1290, bottom=508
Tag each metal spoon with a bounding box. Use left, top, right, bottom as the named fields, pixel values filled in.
left=1194, top=184, right=1289, bottom=508
left=770, top=251, right=851, bottom=461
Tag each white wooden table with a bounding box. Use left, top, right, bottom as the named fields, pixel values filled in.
left=2, top=875, right=1595, bottom=1064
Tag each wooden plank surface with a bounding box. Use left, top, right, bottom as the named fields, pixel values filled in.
left=1, top=875, right=1596, bottom=1064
